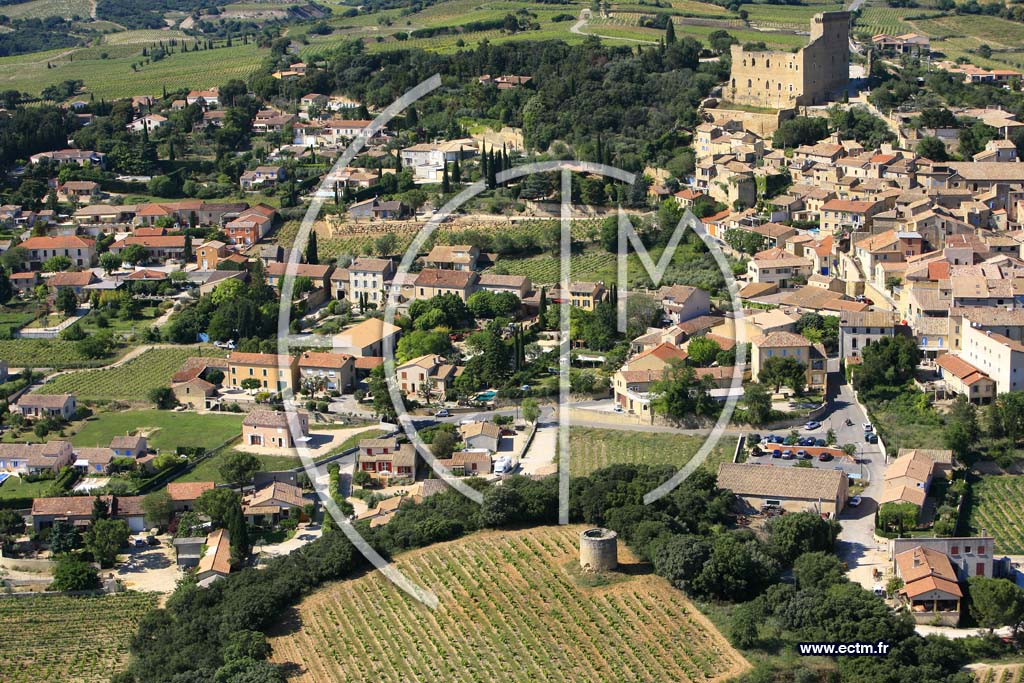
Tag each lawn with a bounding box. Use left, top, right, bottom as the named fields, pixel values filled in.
left=71, top=410, right=244, bottom=452
left=268, top=526, right=749, bottom=682
left=38, top=346, right=225, bottom=403
left=0, top=473, right=60, bottom=500
left=967, top=475, right=1024, bottom=555
left=0, top=592, right=158, bottom=683
left=174, top=449, right=302, bottom=484
left=568, top=426, right=736, bottom=477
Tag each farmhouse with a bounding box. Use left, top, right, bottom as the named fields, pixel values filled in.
left=12, top=393, right=77, bottom=421
left=18, top=235, right=95, bottom=270
left=358, top=438, right=416, bottom=481
left=459, top=421, right=502, bottom=453
left=894, top=546, right=963, bottom=625
left=196, top=528, right=231, bottom=587
left=0, top=441, right=74, bottom=474
left=716, top=462, right=849, bottom=516
left=298, top=351, right=355, bottom=393
left=242, top=481, right=306, bottom=525
left=242, top=409, right=310, bottom=449
left=30, top=494, right=147, bottom=532
left=167, top=481, right=215, bottom=513
left=227, top=352, right=300, bottom=393
left=333, top=317, right=401, bottom=357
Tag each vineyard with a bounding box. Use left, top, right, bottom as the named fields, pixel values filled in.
left=967, top=475, right=1024, bottom=554
left=38, top=346, right=225, bottom=403
left=0, top=41, right=263, bottom=99
left=569, top=427, right=736, bottom=477
left=268, top=526, right=748, bottom=683
left=976, top=665, right=1024, bottom=683
left=0, top=592, right=158, bottom=683
left=0, top=338, right=117, bottom=369
left=1, top=0, right=93, bottom=19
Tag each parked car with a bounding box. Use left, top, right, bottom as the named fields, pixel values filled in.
left=796, top=450, right=809, bottom=459
left=849, top=495, right=862, bottom=508
left=493, top=457, right=512, bottom=475
left=434, top=409, right=450, bottom=418
left=782, top=450, right=794, bottom=460
left=814, top=438, right=827, bottom=447
left=771, top=449, right=782, bottom=458
left=818, top=452, right=834, bottom=462
left=863, top=423, right=873, bottom=432
left=613, top=405, right=624, bottom=413
left=750, top=447, right=763, bottom=457
left=805, top=420, right=821, bottom=430
left=799, top=437, right=816, bottom=447
left=865, top=433, right=878, bottom=444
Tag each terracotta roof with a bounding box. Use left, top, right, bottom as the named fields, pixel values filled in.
left=459, top=421, right=502, bottom=441
left=414, top=268, right=476, bottom=289
left=48, top=271, right=96, bottom=287
left=716, top=463, right=846, bottom=501
left=17, top=393, right=74, bottom=409
left=298, top=351, right=353, bottom=369
left=228, top=352, right=295, bottom=367
left=822, top=199, right=879, bottom=213
left=881, top=483, right=927, bottom=507
left=243, top=409, right=307, bottom=429
left=245, top=481, right=305, bottom=509
left=19, top=235, right=94, bottom=250
left=752, top=331, right=809, bottom=348
left=936, top=353, right=990, bottom=385
left=197, top=528, right=231, bottom=577
left=167, top=481, right=215, bottom=501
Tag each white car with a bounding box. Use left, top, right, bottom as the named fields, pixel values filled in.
left=863, top=423, right=873, bottom=432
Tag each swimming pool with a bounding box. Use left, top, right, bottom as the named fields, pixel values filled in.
left=474, top=390, right=497, bottom=402
left=0, top=473, right=9, bottom=487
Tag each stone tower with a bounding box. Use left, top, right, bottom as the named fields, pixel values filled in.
left=579, top=528, right=618, bottom=572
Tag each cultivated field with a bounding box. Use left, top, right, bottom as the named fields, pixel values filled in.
left=976, top=665, right=1024, bottom=683
left=38, top=346, right=225, bottom=403
left=569, top=426, right=737, bottom=477
left=1, top=0, right=93, bottom=19
left=968, top=475, right=1024, bottom=554
left=0, top=592, right=158, bottom=683
left=71, top=409, right=243, bottom=451
left=268, top=526, right=748, bottom=683
left=0, top=338, right=117, bottom=369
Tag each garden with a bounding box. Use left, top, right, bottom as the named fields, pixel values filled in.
left=268, top=526, right=749, bottom=683
left=0, top=592, right=158, bottom=683
left=70, top=409, right=244, bottom=452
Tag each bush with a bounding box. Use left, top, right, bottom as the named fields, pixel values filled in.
left=50, top=556, right=100, bottom=592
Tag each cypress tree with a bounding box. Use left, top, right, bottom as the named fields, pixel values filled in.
left=306, top=230, right=319, bottom=265
left=452, top=156, right=461, bottom=184
left=480, top=148, right=488, bottom=184
left=666, top=20, right=676, bottom=44
left=442, top=163, right=450, bottom=194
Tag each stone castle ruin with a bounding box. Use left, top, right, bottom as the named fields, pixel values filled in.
left=727, top=11, right=850, bottom=110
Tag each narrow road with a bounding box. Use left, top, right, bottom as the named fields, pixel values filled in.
left=570, top=9, right=660, bottom=45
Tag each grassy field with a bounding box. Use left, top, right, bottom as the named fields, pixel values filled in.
left=569, top=426, right=736, bottom=477
left=968, top=475, right=1024, bottom=555
left=38, top=346, right=225, bottom=403
left=174, top=449, right=301, bottom=483
left=0, top=472, right=60, bottom=500
left=0, top=592, right=158, bottom=683
left=268, top=525, right=748, bottom=683
left=71, top=409, right=243, bottom=451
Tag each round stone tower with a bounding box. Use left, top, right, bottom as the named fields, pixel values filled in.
left=579, top=528, right=618, bottom=572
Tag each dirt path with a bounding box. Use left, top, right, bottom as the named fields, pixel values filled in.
left=571, top=8, right=660, bottom=44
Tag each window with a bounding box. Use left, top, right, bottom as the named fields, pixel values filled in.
left=951, top=545, right=959, bottom=555
left=976, top=562, right=985, bottom=576
left=766, top=499, right=781, bottom=506
left=978, top=546, right=985, bottom=555
left=965, top=546, right=972, bottom=554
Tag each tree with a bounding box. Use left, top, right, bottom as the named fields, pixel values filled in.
left=707, top=29, right=737, bottom=55
left=916, top=136, right=949, bottom=162
left=653, top=534, right=711, bottom=593
left=148, top=386, right=178, bottom=409
left=765, top=512, right=839, bottom=564
left=877, top=502, right=919, bottom=534
left=729, top=600, right=762, bottom=648
left=222, top=630, right=271, bottom=663
left=758, top=356, right=806, bottom=395
left=395, top=330, right=453, bottom=363
left=142, top=490, right=173, bottom=528
left=431, top=430, right=458, bottom=460
left=772, top=116, right=829, bottom=149
left=743, top=383, right=772, bottom=426
left=0, top=269, right=10, bottom=305
left=968, top=577, right=1024, bottom=634
left=119, top=244, right=148, bottom=265
left=304, top=231, right=319, bottom=265
left=480, top=485, right=525, bottom=527
left=793, top=551, right=847, bottom=590
left=652, top=360, right=716, bottom=419
left=91, top=495, right=110, bottom=522
left=240, top=378, right=262, bottom=392
left=84, top=517, right=130, bottom=567
left=686, top=337, right=721, bottom=367
left=374, top=233, right=397, bottom=257
left=692, top=532, right=780, bottom=601
left=521, top=398, right=540, bottom=424
left=55, top=287, right=78, bottom=317
left=218, top=450, right=261, bottom=486
left=664, top=18, right=676, bottom=44
left=441, top=163, right=451, bottom=193
left=50, top=556, right=99, bottom=591
left=42, top=255, right=72, bottom=272
left=213, top=658, right=286, bottom=683
left=196, top=487, right=244, bottom=528
left=0, top=508, right=24, bottom=537
left=99, top=251, right=122, bottom=274
left=49, top=520, right=81, bottom=554
left=854, top=335, right=920, bottom=396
